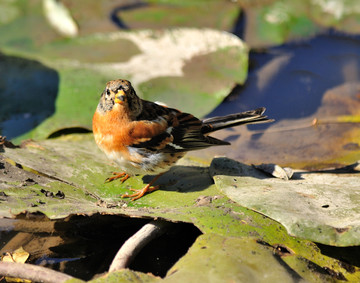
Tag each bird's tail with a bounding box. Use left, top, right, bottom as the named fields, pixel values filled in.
left=201, top=107, right=273, bottom=134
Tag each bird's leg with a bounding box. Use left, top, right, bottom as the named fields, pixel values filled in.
left=121, top=173, right=164, bottom=201
left=105, top=172, right=130, bottom=183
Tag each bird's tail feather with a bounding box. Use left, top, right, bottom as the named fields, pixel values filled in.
left=201, top=107, right=273, bottom=134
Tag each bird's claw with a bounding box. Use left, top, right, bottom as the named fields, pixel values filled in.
left=121, top=185, right=159, bottom=201
left=105, top=172, right=130, bottom=183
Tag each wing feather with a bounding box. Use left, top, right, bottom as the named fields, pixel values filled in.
left=131, top=103, right=228, bottom=152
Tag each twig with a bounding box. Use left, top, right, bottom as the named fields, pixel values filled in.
left=109, top=220, right=171, bottom=272
left=0, top=262, right=76, bottom=283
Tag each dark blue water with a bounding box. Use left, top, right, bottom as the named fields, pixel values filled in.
left=0, top=54, right=59, bottom=140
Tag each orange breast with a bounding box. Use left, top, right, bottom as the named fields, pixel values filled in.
left=92, top=108, right=132, bottom=158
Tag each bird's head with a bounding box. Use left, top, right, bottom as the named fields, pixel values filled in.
left=97, top=79, right=142, bottom=118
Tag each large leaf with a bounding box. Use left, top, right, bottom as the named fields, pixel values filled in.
left=0, top=0, right=248, bottom=142
left=240, top=0, right=360, bottom=47
left=1, top=28, right=248, bottom=142
left=62, top=0, right=239, bottom=32
left=1, top=135, right=360, bottom=281
left=210, top=157, right=360, bottom=247
left=164, top=235, right=295, bottom=283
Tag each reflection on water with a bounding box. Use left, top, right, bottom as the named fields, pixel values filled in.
left=202, top=32, right=360, bottom=169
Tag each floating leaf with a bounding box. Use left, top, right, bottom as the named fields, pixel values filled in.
left=211, top=157, right=360, bottom=246
left=0, top=28, right=248, bottom=142
left=1, top=135, right=360, bottom=280
left=165, top=234, right=295, bottom=282
left=93, top=0, right=239, bottom=31
left=0, top=0, right=20, bottom=26
left=242, top=0, right=360, bottom=47
left=90, top=269, right=159, bottom=283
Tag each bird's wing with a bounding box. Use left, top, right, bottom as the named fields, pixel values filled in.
left=130, top=101, right=228, bottom=152
left=201, top=107, right=272, bottom=134
left=164, top=111, right=229, bottom=152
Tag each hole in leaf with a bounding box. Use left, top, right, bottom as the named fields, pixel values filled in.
left=273, top=244, right=294, bottom=256
left=0, top=213, right=202, bottom=280
left=128, top=221, right=202, bottom=277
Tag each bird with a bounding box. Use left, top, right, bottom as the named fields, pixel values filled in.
left=93, top=79, right=273, bottom=200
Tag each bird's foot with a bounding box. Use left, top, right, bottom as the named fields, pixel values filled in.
left=105, top=172, right=130, bottom=183
left=121, top=185, right=159, bottom=201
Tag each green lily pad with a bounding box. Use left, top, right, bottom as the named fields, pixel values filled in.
left=1, top=28, right=248, bottom=142
left=0, top=0, right=57, bottom=53
left=1, top=133, right=215, bottom=218
left=90, top=234, right=351, bottom=282
left=88, top=269, right=159, bottom=283
left=0, top=0, right=21, bottom=26
left=164, top=234, right=359, bottom=282
left=210, top=157, right=360, bottom=246
left=0, top=1, right=248, bottom=142
left=242, top=0, right=360, bottom=47
left=68, top=0, right=239, bottom=31
left=139, top=45, right=248, bottom=116
left=309, top=0, right=360, bottom=33
left=164, top=234, right=294, bottom=282
left=1, top=134, right=360, bottom=281
left=244, top=0, right=320, bottom=47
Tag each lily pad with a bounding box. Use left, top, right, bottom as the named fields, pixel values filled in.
left=241, top=0, right=360, bottom=47
left=1, top=28, right=248, bottom=142
left=164, top=234, right=294, bottom=282
left=89, top=269, right=159, bottom=283
left=67, top=0, right=239, bottom=31
left=0, top=0, right=21, bottom=26
left=210, top=157, right=360, bottom=246
left=1, top=134, right=215, bottom=218
left=1, top=135, right=360, bottom=281
left=244, top=0, right=320, bottom=47
left=0, top=1, right=248, bottom=142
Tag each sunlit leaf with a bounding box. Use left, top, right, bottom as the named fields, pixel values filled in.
left=2, top=247, right=29, bottom=264
left=0, top=28, right=248, bottom=142
left=211, top=157, right=360, bottom=246
left=2, top=247, right=31, bottom=283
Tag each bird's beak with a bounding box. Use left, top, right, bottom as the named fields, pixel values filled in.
left=114, top=90, right=126, bottom=104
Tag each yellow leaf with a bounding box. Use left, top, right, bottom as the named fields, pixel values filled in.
left=2, top=247, right=29, bottom=264
left=2, top=247, right=31, bottom=283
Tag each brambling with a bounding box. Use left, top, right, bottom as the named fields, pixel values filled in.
left=93, top=79, right=273, bottom=200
